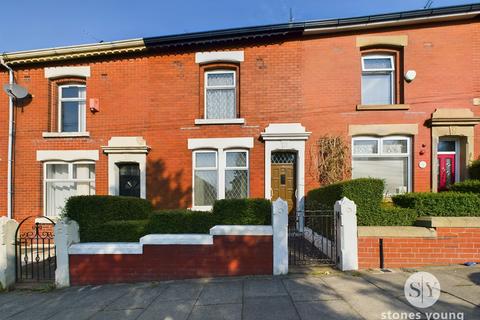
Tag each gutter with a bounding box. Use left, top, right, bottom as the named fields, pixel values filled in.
left=303, top=10, right=480, bottom=35
left=1, top=3, right=480, bottom=65
left=0, top=57, right=14, bottom=219
left=2, top=38, right=146, bottom=65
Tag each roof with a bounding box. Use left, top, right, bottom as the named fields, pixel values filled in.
left=2, top=3, right=480, bottom=65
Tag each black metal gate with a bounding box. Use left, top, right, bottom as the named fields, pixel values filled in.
left=15, top=216, right=56, bottom=283
left=288, top=209, right=337, bottom=265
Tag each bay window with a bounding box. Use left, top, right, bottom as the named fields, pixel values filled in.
left=59, top=84, right=86, bottom=132
left=193, top=149, right=249, bottom=209
left=352, top=136, right=411, bottom=195
left=361, top=55, right=395, bottom=105
left=44, top=162, right=95, bottom=216
left=204, top=70, right=236, bottom=119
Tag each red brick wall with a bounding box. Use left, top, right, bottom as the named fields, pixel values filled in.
left=358, top=227, right=480, bottom=269
left=0, top=20, right=479, bottom=222
left=69, top=235, right=273, bottom=286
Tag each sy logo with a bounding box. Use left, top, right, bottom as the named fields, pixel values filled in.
left=404, top=272, right=441, bottom=308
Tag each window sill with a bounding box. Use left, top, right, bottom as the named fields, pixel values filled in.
left=35, top=216, right=60, bottom=224
left=194, top=118, right=245, bottom=125
left=42, top=132, right=90, bottom=138
left=356, top=104, right=410, bottom=111
left=191, top=205, right=213, bottom=211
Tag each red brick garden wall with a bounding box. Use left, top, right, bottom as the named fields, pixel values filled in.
left=69, top=235, right=272, bottom=286
left=358, top=227, right=480, bottom=269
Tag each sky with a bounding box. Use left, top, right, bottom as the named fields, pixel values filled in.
left=0, top=0, right=476, bottom=53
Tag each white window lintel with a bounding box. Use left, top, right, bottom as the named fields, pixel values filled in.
left=36, top=150, right=99, bottom=162
left=188, top=137, right=253, bottom=150
left=195, top=51, right=244, bottom=64
left=194, top=118, right=245, bottom=125
left=44, top=66, right=91, bottom=79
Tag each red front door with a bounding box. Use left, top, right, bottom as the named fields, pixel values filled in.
left=438, top=154, right=455, bottom=191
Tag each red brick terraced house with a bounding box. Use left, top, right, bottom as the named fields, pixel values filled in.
left=1, top=4, right=480, bottom=223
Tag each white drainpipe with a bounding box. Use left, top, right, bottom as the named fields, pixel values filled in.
left=0, top=58, right=14, bottom=219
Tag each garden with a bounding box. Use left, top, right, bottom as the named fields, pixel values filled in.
left=307, top=177, right=480, bottom=226
left=64, top=158, right=480, bottom=242
left=64, top=196, right=271, bottom=242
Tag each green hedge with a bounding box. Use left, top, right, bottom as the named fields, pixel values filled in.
left=64, top=195, right=153, bottom=241
left=146, top=199, right=271, bottom=234
left=468, top=160, right=480, bottom=180
left=392, top=192, right=480, bottom=216
left=307, top=178, right=385, bottom=226
left=64, top=195, right=152, bottom=226
left=82, top=220, right=150, bottom=242
left=449, top=180, right=480, bottom=193
left=364, top=207, right=418, bottom=226
left=146, top=210, right=216, bottom=234
left=65, top=196, right=272, bottom=242
left=213, top=198, right=271, bottom=225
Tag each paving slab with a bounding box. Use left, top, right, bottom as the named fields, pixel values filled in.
left=361, top=271, right=410, bottom=298
left=2, top=266, right=479, bottom=320
left=295, top=300, right=363, bottom=320
left=105, top=283, right=167, bottom=310
left=323, top=275, right=419, bottom=320
left=46, top=306, right=102, bottom=320
left=244, top=296, right=299, bottom=320
left=6, top=287, right=110, bottom=320
left=421, top=292, right=480, bottom=318
left=154, top=282, right=204, bottom=302
left=423, top=268, right=480, bottom=306
left=282, top=276, right=341, bottom=301
left=72, top=284, right=131, bottom=308
left=196, top=281, right=243, bottom=305
left=136, top=299, right=195, bottom=320
left=89, top=309, right=144, bottom=320
left=189, top=303, right=242, bottom=320
left=244, top=278, right=287, bottom=297
left=0, top=292, right=52, bottom=319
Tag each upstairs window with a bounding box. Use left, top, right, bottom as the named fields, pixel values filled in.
left=59, top=84, right=86, bottom=132
left=361, top=55, right=395, bottom=105
left=205, top=70, right=236, bottom=119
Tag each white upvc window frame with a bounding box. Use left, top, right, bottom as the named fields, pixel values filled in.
left=224, top=149, right=250, bottom=200
left=192, top=149, right=249, bottom=210
left=43, top=161, right=96, bottom=217
left=204, top=70, right=237, bottom=120
left=361, top=54, right=395, bottom=105
left=352, top=135, right=411, bottom=194
left=58, top=84, right=87, bottom=133
left=193, top=150, right=219, bottom=211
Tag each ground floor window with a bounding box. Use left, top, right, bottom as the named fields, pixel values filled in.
left=44, top=162, right=95, bottom=216
left=352, top=136, right=411, bottom=195
left=193, top=149, right=249, bottom=209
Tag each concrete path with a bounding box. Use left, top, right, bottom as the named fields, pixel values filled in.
left=1, top=265, right=478, bottom=320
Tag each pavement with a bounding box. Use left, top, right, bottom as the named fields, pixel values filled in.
left=0, top=265, right=479, bottom=320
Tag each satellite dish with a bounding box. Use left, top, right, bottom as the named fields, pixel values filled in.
left=2, top=83, right=29, bottom=99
